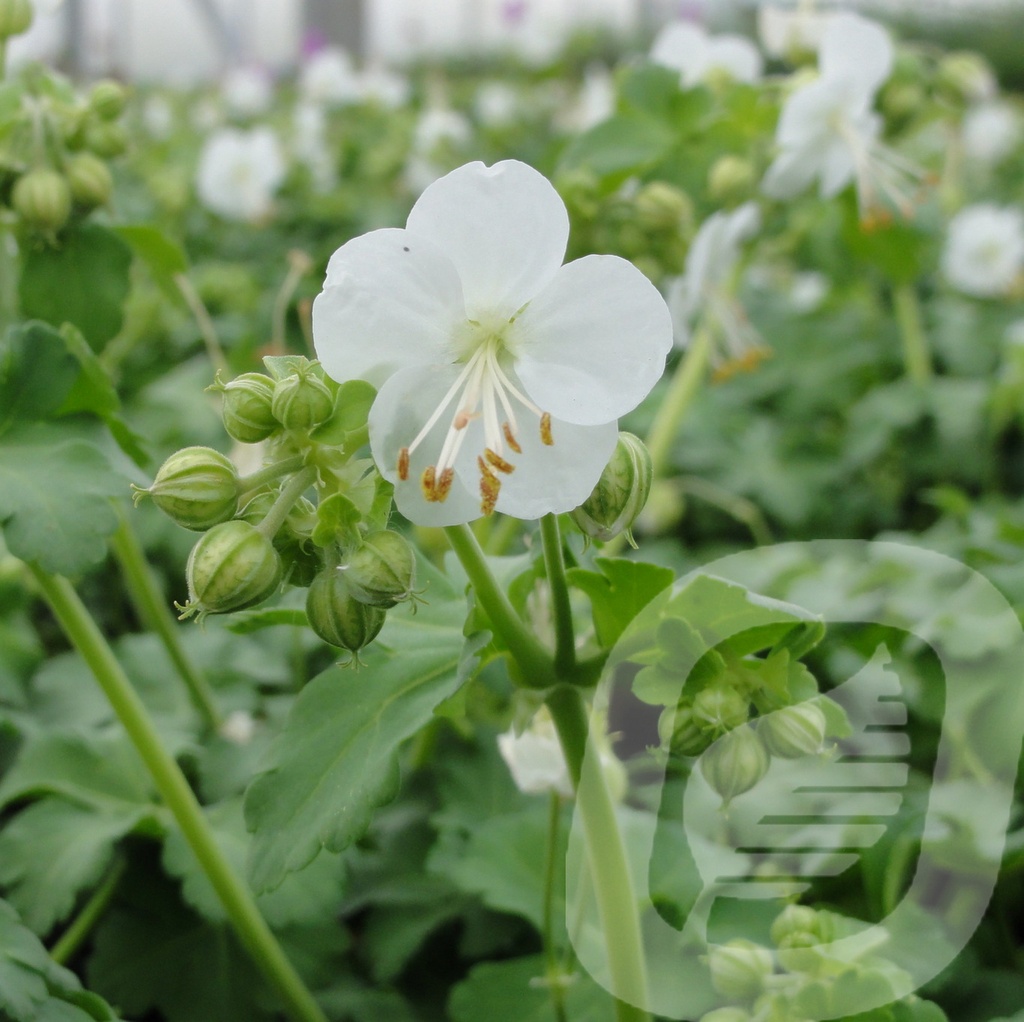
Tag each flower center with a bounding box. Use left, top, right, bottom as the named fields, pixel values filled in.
left=397, top=324, right=554, bottom=515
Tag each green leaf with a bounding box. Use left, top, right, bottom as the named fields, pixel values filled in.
left=558, top=115, right=675, bottom=184
left=311, top=491, right=363, bottom=548
left=112, top=224, right=188, bottom=304
left=448, top=955, right=614, bottom=1022
left=18, top=223, right=133, bottom=351
left=244, top=577, right=483, bottom=893
left=0, top=322, right=80, bottom=435
left=567, top=557, right=674, bottom=648
left=0, top=423, right=125, bottom=574
left=0, top=798, right=146, bottom=935
left=309, top=378, right=376, bottom=450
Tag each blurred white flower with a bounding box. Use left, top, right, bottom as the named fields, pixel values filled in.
left=299, top=46, right=360, bottom=105
left=292, top=101, right=336, bottom=192
left=196, top=126, right=286, bottom=222
left=357, top=63, right=410, bottom=108
left=219, top=709, right=257, bottom=745
left=762, top=11, right=925, bottom=224
left=141, top=94, right=174, bottom=140
left=560, top=64, right=616, bottom=133
left=942, top=203, right=1024, bottom=298
left=788, top=270, right=830, bottom=313
left=650, top=21, right=763, bottom=87
left=222, top=65, right=274, bottom=118
left=498, top=708, right=573, bottom=797
left=405, top=107, right=474, bottom=194
left=758, top=4, right=836, bottom=59
left=962, top=101, right=1022, bottom=167
left=475, top=81, right=520, bottom=127
left=312, top=160, right=671, bottom=525
left=667, top=202, right=769, bottom=377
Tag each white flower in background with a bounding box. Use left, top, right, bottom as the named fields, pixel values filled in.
left=196, top=126, right=286, bottom=222
left=356, top=63, right=410, bottom=108
left=292, top=101, right=336, bottom=192
left=221, top=65, right=274, bottom=118
left=962, top=101, right=1022, bottom=167
left=666, top=202, right=768, bottom=378
left=558, top=64, right=615, bottom=133
left=405, top=107, right=474, bottom=194
left=141, top=94, right=174, bottom=140
left=942, top=203, right=1024, bottom=298
left=312, top=160, right=672, bottom=525
left=762, top=11, right=925, bottom=224
left=788, top=270, right=830, bottom=313
left=299, top=46, right=360, bottom=105
left=650, top=21, right=763, bottom=87
left=498, top=708, right=573, bottom=797
left=475, top=81, right=520, bottom=127
left=219, top=709, right=257, bottom=746
left=758, top=3, right=837, bottom=60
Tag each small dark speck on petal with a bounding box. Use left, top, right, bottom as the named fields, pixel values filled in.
left=403, top=246, right=410, bottom=252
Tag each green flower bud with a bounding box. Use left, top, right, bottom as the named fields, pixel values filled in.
left=775, top=930, right=821, bottom=974
left=178, top=520, right=282, bottom=621
left=213, top=372, right=278, bottom=444
left=306, top=569, right=386, bottom=654
left=237, top=493, right=320, bottom=589
left=65, top=152, right=113, bottom=209
left=708, top=940, right=774, bottom=1001
left=699, top=1010, right=752, bottom=1022
left=693, top=686, right=750, bottom=736
left=135, top=446, right=239, bottom=530
left=570, top=432, right=652, bottom=544
left=271, top=366, right=335, bottom=432
left=83, top=119, right=128, bottom=158
left=880, top=82, right=926, bottom=122
left=769, top=905, right=820, bottom=947
left=937, top=51, right=996, bottom=105
left=708, top=155, right=756, bottom=202
left=634, top=181, right=692, bottom=232
left=88, top=79, right=128, bottom=120
left=0, top=0, right=32, bottom=39
left=342, top=530, right=417, bottom=609
left=12, top=168, right=71, bottom=233
left=758, top=702, right=826, bottom=759
left=659, top=703, right=713, bottom=757
left=700, top=727, right=770, bottom=802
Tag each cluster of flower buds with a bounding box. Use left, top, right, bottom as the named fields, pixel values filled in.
left=570, top=432, right=653, bottom=546
left=134, top=356, right=415, bottom=663
left=0, top=57, right=127, bottom=237
left=660, top=683, right=828, bottom=803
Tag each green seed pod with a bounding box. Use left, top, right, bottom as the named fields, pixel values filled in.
left=342, top=530, right=416, bottom=609
left=693, top=686, right=750, bottom=737
left=12, top=168, right=72, bottom=233
left=699, top=1009, right=752, bottom=1022
left=769, top=905, right=820, bottom=948
left=83, top=119, right=128, bottom=158
left=634, top=181, right=692, bottom=232
left=700, top=727, right=770, bottom=802
left=0, top=0, right=32, bottom=39
left=271, top=367, right=335, bottom=432
left=88, top=79, right=128, bottom=120
left=708, top=940, right=774, bottom=1001
left=306, top=569, right=386, bottom=652
left=179, top=520, right=282, bottom=620
left=937, top=51, right=996, bottom=104
left=214, top=372, right=278, bottom=444
left=658, top=703, right=712, bottom=758
left=759, top=703, right=826, bottom=759
left=65, top=152, right=113, bottom=209
left=136, top=446, right=239, bottom=530
left=238, top=492, right=320, bottom=587
left=708, top=155, right=756, bottom=202
left=570, top=432, right=652, bottom=544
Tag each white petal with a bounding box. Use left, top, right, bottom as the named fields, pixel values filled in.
left=405, top=161, right=569, bottom=320
left=663, top=275, right=693, bottom=349
left=818, top=140, right=857, bottom=197
left=368, top=364, right=481, bottom=526
left=818, top=12, right=892, bottom=96
left=709, top=36, right=764, bottom=83
left=650, top=21, right=705, bottom=74
left=313, top=228, right=465, bottom=387
left=511, top=255, right=673, bottom=426
left=761, top=149, right=819, bottom=200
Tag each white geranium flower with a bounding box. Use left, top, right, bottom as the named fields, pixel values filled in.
left=962, top=101, right=1022, bottom=167
left=758, top=4, right=837, bottom=60
left=292, top=101, right=336, bottom=192
left=558, top=64, right=616, bottom=133
left=221, top=66, right=274, bottom=118
left=666, top=203, right=768, bottom=377
left=475, top=81, right=520, bottom=127
left=299, top=46, right=360, bottom=105
left=762, top=11, right=925, bottom=224
left=942, top=203, right=1024, bottom=298
left=312, top=160, right=672, bottom=526
left=356, top=64, right=410, bottom=108
left=650, top=21, right=763, bottom=87
left=196, top=127, right=286, bottom=222
left=498, top=708, right=573, bottom=797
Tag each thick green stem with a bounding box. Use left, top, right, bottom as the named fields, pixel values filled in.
left=893, top=283, right=932, bottom=384
left=543, top=790, right=569, bottom=1022
left=255, top=466, right=317, bottom=541
left=49, top=857, right=127, bottom=965
left=110, top=510, right=221, bottom=731
left=27, top=567, right=328, bottom=1022
left=646, top=326, right=713, bottom=480
left=546, top=685, right=651, bottom=1022
left=540, top=515, right=575, bottom=675
left=238, top=455, right=307, bottom=496
left=443, top=524, right=556, bottom=688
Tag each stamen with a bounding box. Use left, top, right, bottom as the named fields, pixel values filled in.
left=421, top=466, right=437, bottom=501
left=453, top=410, right=473, bottom=430
left=503, top=421, right=522, bottom=454
left=478, top=456, right=501, bottom=516
left=485, top=448, right=515, bottom=474
left=540, top=412, right=554, bottom=446
left=398, top=447, right=410, bottom=481
left=435, top=468, right=454, bottom=501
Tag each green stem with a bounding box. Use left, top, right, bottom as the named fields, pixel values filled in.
left=175, top=273, right=228, bottom=376
left=540, top=515, right=575, bottom=675
left=49, top=857, right=127, bottom=965
left=543, top=790, right=569, bottom=1022
left=679, top=475, right=773, bottom=547
left=27, top=567, right=328, bottom=1022
left=546, top=685, right=651, bottom=1022
left=893, top=283, right=932, bottom=384
left=255, top=466, right=317, bottom=540
left=110, top=509, right=221, bottom=731
left=646, top=325, right=713, bottom=480
left=443, top=524, right=556, bottom=688
left=238, top=455, right=307, bottom=496
left=484, top=513, right=522, bottom=556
